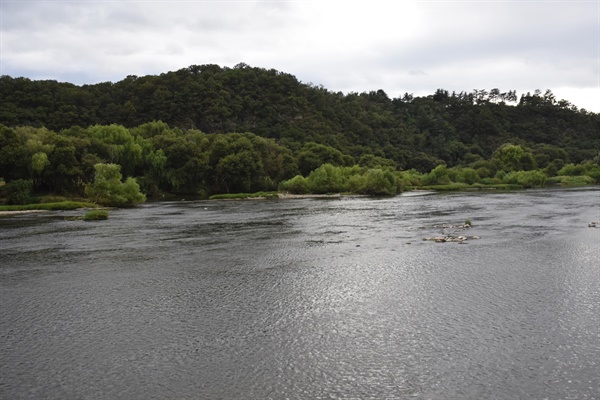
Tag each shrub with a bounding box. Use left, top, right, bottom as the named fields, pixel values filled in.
left=39, top=195, right=68, bottom=203
left=6, top=179, right=33, bottom=205
left=307, top=164, right=345, bottom=194
left=558, top=163, right=585, bottom=176
left=85, top=163, right=146, bottom=207
left=0, top=201, right=99, bottom=212
left=585, top=165, right=600, bottom=183
left=83, top=210, right=109, bottom=221
left=209, top=192, right=278, bottom=200
left=423, top=165, right=450, bottom=185
left=503, top=170, right=546, bottom=188
left=546, top=175, right=595, bottom=186
left=279, top=175, right=309, bottom=194
left=397, top=169, right=424, bottom=187
left=456, top=168, right=480, bottom=185
left=360, top=169, right=397, bottom=195
left=476, top=167, right=492, bottom=179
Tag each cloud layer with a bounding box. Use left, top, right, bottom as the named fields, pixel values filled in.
left=2, top=0, right=598, bottom=111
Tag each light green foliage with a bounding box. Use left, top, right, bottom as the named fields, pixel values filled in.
left=83, top=210, right=109, bottom=221
left=396, top=169, right=425, bottom=187
left=359, top=169, right=397, bottom=195
left=280, top=164, right=399, bottom=195
left=585, top=165, right=600, bottom=183
left=131, top=120, right=175, bottom=139
left=279, top=175, right=309, bottom=194
left=556, top=161, right=600, bottom=183
left=558, top=163, right=585, bottom=176
left=455, top=168, right=480, bottom=185
left=493, top=144, right=536, bottom=172
left=0, top=201, right=99, bottom=212
left=87, top=124, right=142, bottom=176
left=546, top=175, right=596, bottom=186
left=85, top=163, right=146, bottom=207
left=31, top=152, right=49, bottom=175
left=502, top=170, right=546, bottom=188
left=423, top=165, right=450, bottom=185
left=307, top=164, right=345, bottom=194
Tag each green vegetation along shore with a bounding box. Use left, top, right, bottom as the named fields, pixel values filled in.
left=1, top=64, right=598, bottom=204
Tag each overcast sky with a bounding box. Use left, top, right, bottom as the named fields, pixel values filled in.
left=2, top=0, right=599, bottom=112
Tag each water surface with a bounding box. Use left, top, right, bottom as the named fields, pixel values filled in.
left=1, top=188, right=599, bottom=399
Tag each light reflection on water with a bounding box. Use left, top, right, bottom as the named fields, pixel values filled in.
left=1, top=187, right=599, bottom=399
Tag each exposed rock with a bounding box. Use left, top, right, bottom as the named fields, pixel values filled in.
left=423, top=235, right=480, bottom=243
left=432, top=223, right=471, bottom=229
left=589, top=221, right=598, bottom=228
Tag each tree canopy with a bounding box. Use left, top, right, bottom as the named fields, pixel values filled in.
left=0, top=64, right=598, bottom=199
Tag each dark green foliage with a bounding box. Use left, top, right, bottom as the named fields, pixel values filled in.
left=0, top=64, right=598, bottom=198
left=5, top=179, right=33, bottom=205
left=2, top=67, right=596, bottom=174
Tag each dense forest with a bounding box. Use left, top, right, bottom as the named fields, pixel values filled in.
left=1, top=63, right=599, bottom=202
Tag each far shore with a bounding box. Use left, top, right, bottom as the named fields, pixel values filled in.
left=0, top=210, right=46, bottom=216
left=277, top=193, right=342, bottom=199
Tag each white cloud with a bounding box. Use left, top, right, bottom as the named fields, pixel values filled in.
left=1, top=0, right=598, bottom=111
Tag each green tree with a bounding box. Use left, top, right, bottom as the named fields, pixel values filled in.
left=85, top=163, right=146, bottom=206
left=423, top=164, right=450, bottom=185
left=306, top=163, right=345, bottom=193
left=279, top=174, right=309, bottom=194
left=492, top=144, right=536, bottom=172
left=44, top=143, right=84, bottom=194
left=456, top=167, right=480, bottom=184
left=360, top=169, right=397, bottom=195
left=296, top=142, right=352, bottom=176
left=6, top=179, right=33, bottom=205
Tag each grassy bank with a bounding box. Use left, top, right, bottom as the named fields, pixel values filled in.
left=0, top=201, right=100, bottom=212
left=416, top=183, right=524, bottom=191
left=209, top=191, right=279, bottom=200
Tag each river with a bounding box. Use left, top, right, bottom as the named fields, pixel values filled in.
left=1, top=187, right=599, bottom=399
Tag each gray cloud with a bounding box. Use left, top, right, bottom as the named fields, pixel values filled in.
left=1, top=0, right=597, bottom=111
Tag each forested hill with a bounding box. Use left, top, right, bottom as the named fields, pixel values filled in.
left=1, top=63, right=599, bottom=171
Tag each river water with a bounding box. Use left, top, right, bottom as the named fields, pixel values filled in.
left=1, top=187, right=599, bottom=399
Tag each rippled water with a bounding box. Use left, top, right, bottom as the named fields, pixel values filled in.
left=1, top=187, right=599, bottom=399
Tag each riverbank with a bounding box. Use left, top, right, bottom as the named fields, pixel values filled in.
left=0, top=210, right=46, bottom=216
left=0, top=201, right=101, bottom=216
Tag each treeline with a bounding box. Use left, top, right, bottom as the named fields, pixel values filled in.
left=0, top=122, right=299, bottom=198
left=1, top=63, right=599, bottom=173
left=1, top=121, right=599, bottom=204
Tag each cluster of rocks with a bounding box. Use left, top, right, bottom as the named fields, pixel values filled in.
left=589, top=221, right=598, bottom=228
left=423, top=235, right=480, bottom=243
left=432, top=223, right=472, bottom=230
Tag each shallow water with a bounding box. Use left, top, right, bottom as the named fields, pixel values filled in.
left=1, top=187, right=599, bottom=399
